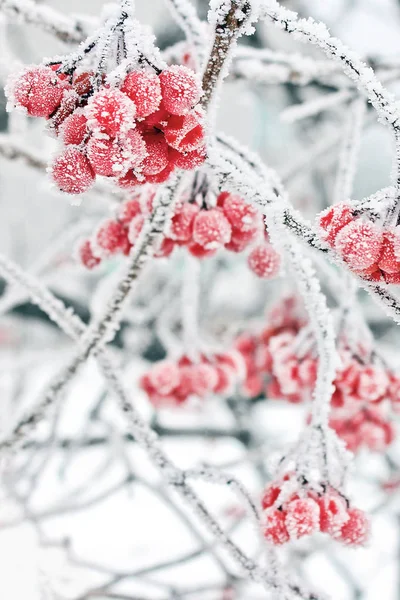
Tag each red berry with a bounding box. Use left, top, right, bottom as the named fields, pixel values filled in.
left=222, top=194, right=259, bottom=232
left=169, top=146, right=206, bottom=170
left=141, top=132, right=170, bottom=175
left=148, top=360, right=180, bottom=395
left=146, top=162, right=175, bottom=184
left=335, top=220, right=383, bottom=271
left=318, top=492, right=349, bottom=536
left=117, top=170, right=145, bottom=189
left=60, top=110, right=88, bottom=145
left=168, top=202, right=199, bottom=242
left=95, top=219, right=129, bottom=256
left=140, top=107, right=171, bottom=132
left=248, top=244, right=281, bottom=279
left=192, top=208, right=232, bottom=250
left=78, top=240, right=101, bottom=269
left=285, top=498, right=320, bottom=540
left=118, top=198, right=142, bottom=227
left=159, top=65, right=201, bottom=115
left=164, top=110, right=205, bottom=153
left=50, top=64, right=69, bottom=82
left=318, top=202, right=354, bottom=246
left=187, top=242, right=217, bottom=259
left=155, top=237, right=175, bottom=258
left=263, top=508, right=290, bottom=545
left=188, top=363, right=219, bottom=396
left=7, top=65, right=66, bottom=118
left=357, top=365, right=389, bottom=402
left=261, top=484, right=281, bottom=510
left=86, top=87, right=136, bottom=136
left=87, top=129, right=146, bottom=177
left=339, top=508, right=370, bottom=547
left=121, top=70, right=162, bottom=118
left=379, top=231, right=400, bottom=273
left=73, top=71, right=96, bottom=96
left=50, top=148, right=95, bottom=194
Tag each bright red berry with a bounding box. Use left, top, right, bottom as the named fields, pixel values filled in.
left=263, top=508, right=290, bottom=545
left=222, top=194, right=260, bottom=232
left=248, top=244, right=281, bottom=279
left=87, top=129, right=146, bottom=177
left=78, top=240, right=101, bottom=269
left=86, top=87, right=136, bottom=136
left=192, top=208, right=232, bottom=250
left=378, top=231, right=400, bottom=274
left=159, top=65, right=201, bottom=115
left=141, top=132, right=170, bottom=175
left=95, top=219, right=129, bottom=256
left=335, top=220, right=383, bottom=271
left=121, top=70, right=162, bottom=118
left=318, top=202, right=354, bottom=246
left=339, top=508, right=370, bottom=546
left=60, top=110, right=88, bottom=145
left=50, top=148, right=95, bottom=194
left=148, top=360, right=181, bottom=395
left=285, top=498, right=320, bottom=540
left=168, top=202, right=199, bottom=242
left=7, top=65, right=66, bottom=118
left=118, top=198, right=142, bottom=227
left=318, top=492, right=349, bottom=536
left=164, top=110, right=205, bottom=153
left=261, top=484, right=281, bottom=510
left=169, top=146, right=207, bottom=170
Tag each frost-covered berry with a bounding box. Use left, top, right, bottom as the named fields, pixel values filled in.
left=73, top=71, right=96, bottom=96
left=87, top=129, right=146, bottom=177
left=141, top=132, right=170, bottom=175
left=146, top=163, right=175, bottom=184
left=189, top=363, right=219, bottom=396
left=121, top=70, right=162, bottom=118
left=168, top=202, right=199, bottom=241
left=225, top=227, right=259, bottom=253
left=318, top=492, right=349, bottom=536
left=86, top=87, right=136, bottom=136
left=318, top=202, right=354, bottom=246
left=263, top=508, right=290, bottom=545
left=164, top=111, right=204, bottom=153
left=357, top=365, right=389, bottom=402
left=118, top=198, right=142, bottom=227
left=117, top=170, right=144, bottom=189
left=188, top=242, right=217, bottom=258
left=285, top=498, right=320, bottom=540
left=339, top=508, right=370, bottom=546
left=159, top=65, right=201, bottom=115
left=7, top=65, right=66, bottom=118
left=50, top=148, right=95, bottom=194
left=148, top=360, right=180, bottom=395
left=222, top=194, right=259, bottom=232
left=169, top=146, right=207, bottom=170
left=60, top=110, right=88, bottom=145
left=378, top=231, right=400, bottom=274
left=261, top=484, right=281, bottom=510
left=95, top=219, right=129, bottom=256
left=248, top=244, right=281, bottom=279
left=155, top=237, right=175, bottom=258
left=335, top=220, right=383, bottom=271
left=78, top=240, right=101, bottom=269
left=192, top=208, right=232, bottom=250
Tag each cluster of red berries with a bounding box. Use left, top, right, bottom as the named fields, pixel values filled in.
left=6, top=64, right=206, bottom=194
left=77, top=187, right=281, bottom=278
left=140, top=352, right=244, bottom=407
left=318, top=202, right=400, bottom=283
left=234, top=296, right=307, bottom=397
left=262, top=476, right=370, bottom=547
left=234, top=296, right=398, bottom=453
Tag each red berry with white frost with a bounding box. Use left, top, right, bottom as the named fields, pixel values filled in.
left=86, top=87, right=136, bottom=137
left=164, top=111, right=205, bottom=153
left=318, top=492, right=349, bottom=536
left=335, top=220, right=383, bottom=271
left=50, top=148, right=95, bottom=194
left=159, top=65, right=201, bottom=116
left=192, top=209, right=232, bottom=250
left=148, top=360, right=181, bottom=395
left=168, top=202, right=199, bottom=242
left=7, top=65, right=66, bottom=118
left=121, top=70, right=162, bottom=118
left=318, top=202, right=354, bottom=246
left=222, top=194, right=260, bottom=232
left=263, top=508, right=290, bottom=545
left=285, top=498, right=320, bottom=540
left=141, top=132, right=170, bottom=175
left=78, top=240, right=101, bottom=270
left=95, top=220, right=129, bottom=256
left=60, top=110, right=88, bottom=145
left=339, top=508, right=370, bottom=546
left=248, top=244, right=281, bottom=279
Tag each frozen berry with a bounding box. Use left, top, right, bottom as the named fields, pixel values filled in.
left=7, top=65, right=66, bottom=118
left=263, top=508, right=290, bottom=545
left=118, top=198, right=142, bottom=227
left=121, top=70, right=162, bottom=118
left=335, top=220, right=383, bottom=271
left=222, top=194, right=259, bottom=232
left=168, top=202, right=199, bottom=242
left=159, top=65, right=201, bottom=115
left=248, top=244, right=281, bottom=279
left=86, top=87, right=136, bottom=136
left=78, top=240, right=101, bottom=269
left=285, top=498, right=320, bottom=540
left=378, top=231, right=400, bottom=274
left=339, top=508, right=370, bottom=546
left=149, top=360, right=180, bottom=395
left=192, top=208, right=232, bottom=250
left=141, top=132, right=169, bottom=175
left=95, top=219, right=129, bottom=256
left=318, top=202, right=354, bottom=246
left=50, top=148, right=95, bottom=194
left=60, top=110, right=88, bottom=145
left=169, top=146, right=206, bottom=170
left=164, top=110, right=204, bottom=153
